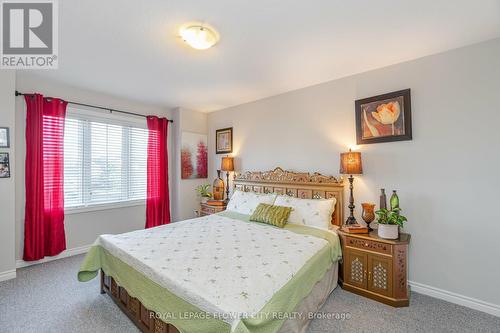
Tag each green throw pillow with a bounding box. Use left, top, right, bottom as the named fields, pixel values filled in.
left=250, top=203, right=292, bottom=228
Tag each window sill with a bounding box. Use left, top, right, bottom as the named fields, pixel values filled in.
left=65, top=200, right=146, bottom=215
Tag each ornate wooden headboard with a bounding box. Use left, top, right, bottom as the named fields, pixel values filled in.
left=233, top=167, right=344, bottom=227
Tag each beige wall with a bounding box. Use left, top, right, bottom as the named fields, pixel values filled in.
left=0, top=70, right=16, bottom=280
left=208, top=39, right=500, bottom=309
left=171, top=108, right=208, bottom=221
left=14, top=73, right=174, bottom=262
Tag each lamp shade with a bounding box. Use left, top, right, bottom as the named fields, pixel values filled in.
left=221, top=156, right=234, bottom=172
left=339, top=150, right=363, bottom=175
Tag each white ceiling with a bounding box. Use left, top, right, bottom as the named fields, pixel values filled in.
left=31, top=0, right=500, bottom=112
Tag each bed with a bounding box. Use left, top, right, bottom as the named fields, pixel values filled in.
left=78, top=167, right=344, bottom=333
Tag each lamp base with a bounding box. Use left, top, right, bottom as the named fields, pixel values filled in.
left=225, top=171, right=230, bottom=202
left=345, top=175, right=358, bottom=226
left=345, top=216, right=358, bottom=226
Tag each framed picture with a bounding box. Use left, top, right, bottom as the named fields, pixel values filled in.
left=181, top=132, right=208, bottom=179
left=0, top=153, right=10, bottom=178
left=0, top=127, right=10, bottom=148
left=355, top=89, right=412, bottom=144
left=216, top=127, right=233, bottom=154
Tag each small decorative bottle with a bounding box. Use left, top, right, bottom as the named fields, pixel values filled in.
left=212, top=170, right=224, bottom=201
left=380, top=189, right=387, bottom=210
left=390, top=190, right=400, bottom=211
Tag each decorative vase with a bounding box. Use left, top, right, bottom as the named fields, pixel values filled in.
left=212, top=170, right=225, bottom=201
left=378, top=224, right=399, bottom=239
left=379, top=189, right=387, bottom=210
left=201, top=196, right=209, bottom=204
left=361, top=203, right=376, bottom=231
left=390, top=190, right=399, bottom=211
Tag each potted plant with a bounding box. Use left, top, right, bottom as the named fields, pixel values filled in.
left=375, top=207, right=407, bottom=239
left=196, top=184, right=212, bottom=203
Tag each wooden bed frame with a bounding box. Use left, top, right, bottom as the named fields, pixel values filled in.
left=101, top=271, right=181, bottom=333
left=100, top=167, right=344, bottom=332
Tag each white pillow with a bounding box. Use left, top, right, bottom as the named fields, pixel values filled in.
left=226, top=190, right=277, bottom=215
left=274, top=195, right=336, bottom=230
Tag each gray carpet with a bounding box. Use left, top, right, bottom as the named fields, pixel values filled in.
left=0, top=255, right=498, bottom=333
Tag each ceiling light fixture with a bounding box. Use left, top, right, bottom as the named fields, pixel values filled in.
left=179, top=23, right=219, bottom=50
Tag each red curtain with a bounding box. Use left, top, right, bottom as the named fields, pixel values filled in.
left=24, top=94, right=68, bottom=261
left=145, top=116, right=171, bottom=228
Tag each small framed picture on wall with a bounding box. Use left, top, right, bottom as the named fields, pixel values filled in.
left=0, top=153, right=10, bottom=178
left=0, top=127, right=10, bottom=148
left=216, top=127, right=233, bottom=154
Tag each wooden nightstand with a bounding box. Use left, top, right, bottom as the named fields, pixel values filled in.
left=199, top=202, right=227, bottom=216
left=337, top=230, right=410, bottom=307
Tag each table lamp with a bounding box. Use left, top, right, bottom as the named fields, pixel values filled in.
left=339, top=149, right=363, bottom=225
left=221, top=156, right=234, bottom=201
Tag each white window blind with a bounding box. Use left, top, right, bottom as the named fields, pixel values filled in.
left=63, top=110, right=148, bottom=209
left=129, top=127, right=148, bottom=200
left=64, top=118, right=84, bottom=207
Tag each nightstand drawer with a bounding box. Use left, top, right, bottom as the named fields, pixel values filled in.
left=201, top=205, right=217, bottom=215
left=346, top=236, right=392, bottom=255
left=200, top=203, right=226, bottom=216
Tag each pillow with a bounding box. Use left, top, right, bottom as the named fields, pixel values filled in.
left=274, top=195, right=336, bottom=230
left=226, top=190, right=277, bottom=215
left=249, top=203, right=293, bottom=228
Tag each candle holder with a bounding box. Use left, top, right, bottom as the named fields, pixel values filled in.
left=361, top=203, right=376, bottom=231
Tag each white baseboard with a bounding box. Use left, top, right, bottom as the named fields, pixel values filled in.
left=409, top=281, right=500, bottom=317
left=16, top=244, right=92, bottom=269
left=0, top=269, right=16, bottom=282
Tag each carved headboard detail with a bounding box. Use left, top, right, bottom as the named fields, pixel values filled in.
left=233, top=167, right=344, bottom=227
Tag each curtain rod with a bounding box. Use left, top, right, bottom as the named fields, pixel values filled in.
left=15, top=91, right=173, bottom=123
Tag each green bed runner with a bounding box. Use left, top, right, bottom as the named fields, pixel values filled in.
left=78, top=211, right=342, bottom=333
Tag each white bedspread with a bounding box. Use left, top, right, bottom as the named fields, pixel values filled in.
left=95, top=214, right=328, bottom=328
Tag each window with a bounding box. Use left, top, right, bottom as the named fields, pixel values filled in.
left=63, top=109, right=148, bottom=209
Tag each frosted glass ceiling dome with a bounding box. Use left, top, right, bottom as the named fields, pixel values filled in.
left=179, top=23, right=219, bottom=50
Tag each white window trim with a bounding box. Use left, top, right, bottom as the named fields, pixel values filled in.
left=65, top=199, right=146, bottom=215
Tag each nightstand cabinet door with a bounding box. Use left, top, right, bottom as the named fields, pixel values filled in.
left=345, top=250, right=368, bottom=289
left=338, top=231, right=410, bottom=307
left=368, top=254, right=393, bottom=297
